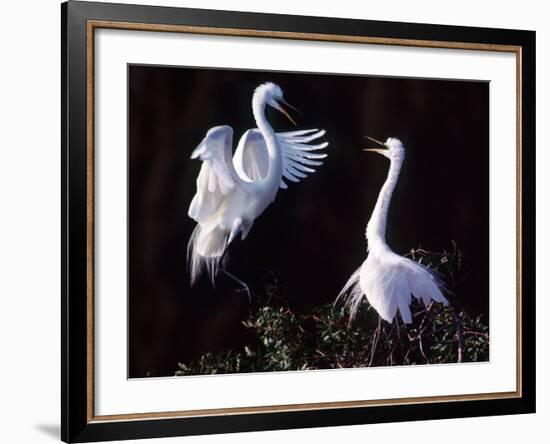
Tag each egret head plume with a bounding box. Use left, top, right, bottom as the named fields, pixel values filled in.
left=254, top=82, right=299, bottom=126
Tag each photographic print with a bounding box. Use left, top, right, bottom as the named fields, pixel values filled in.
left=63, top=4, right=535, bottom=440
left=128, top=65, right=489, bottom=378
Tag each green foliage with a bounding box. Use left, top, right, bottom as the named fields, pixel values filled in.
left=175, top=244, right=489, bottom=376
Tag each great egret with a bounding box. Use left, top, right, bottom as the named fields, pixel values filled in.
left=337, top=137, right=448, bottom=324
left=187, top=82, right=328, bottom=299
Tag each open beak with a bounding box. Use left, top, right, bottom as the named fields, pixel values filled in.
left=363, top=136, right=388, bottom=155
left=278, top=99, right=300, bottom=126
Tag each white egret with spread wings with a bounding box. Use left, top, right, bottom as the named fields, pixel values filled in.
left=187, top=82, right=328, bottom=299
left=337, top=137, right=448, bottom=324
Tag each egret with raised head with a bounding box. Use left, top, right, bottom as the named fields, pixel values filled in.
left=337, top=137, right=448, bottom=324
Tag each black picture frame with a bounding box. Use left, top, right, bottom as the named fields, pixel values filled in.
left=61, top=1, right=536, bottom=442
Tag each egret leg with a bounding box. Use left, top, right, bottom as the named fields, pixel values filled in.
left=368, top=316, right=382, bottom=366
left=221, top=269, right=252, bottom=304
left=394, top=317, right=404, bottom=363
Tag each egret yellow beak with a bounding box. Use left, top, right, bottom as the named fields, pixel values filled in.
left=363, top=148, right=388, bottom=155
left=281, top=98, right=301, bottom=114
left=277, top=99, right=300, bottom=126
left=363, top=136, right=389, bottom=156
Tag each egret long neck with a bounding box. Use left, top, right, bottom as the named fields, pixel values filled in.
left=252, top=96, right=283, bottom=185
left=366, top=155, right=404, bottom=249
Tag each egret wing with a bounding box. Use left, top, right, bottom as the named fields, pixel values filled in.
left=277, top=129, right=328, bottom=189
left=234, top=128, right=328, bottom=188
left=188, top=125, right=236, bottom=223
left=234, top=129, right=269, bottom=182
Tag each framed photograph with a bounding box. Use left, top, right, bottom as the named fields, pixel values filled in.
left=62, top=1, right=535, bottom=442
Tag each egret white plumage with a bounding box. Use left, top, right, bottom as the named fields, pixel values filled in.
left=337, top=137, right=448, bottom=324
left=187, top=82, right=328, bottom=298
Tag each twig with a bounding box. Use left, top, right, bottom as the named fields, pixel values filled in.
left=450, top=306, right=465, bottom=363
left=411, top=248, right=439, bottom=256
left=463, top=330, right=489, bottom=339
left=418, top=334, right=428, bottom=362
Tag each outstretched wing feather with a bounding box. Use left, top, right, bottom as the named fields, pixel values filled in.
left=278, top=129, right=328, bottom=188
left=279, top=129, right=326, bottom=143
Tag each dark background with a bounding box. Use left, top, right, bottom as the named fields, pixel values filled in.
left=128, top=65, right=489, bottom=378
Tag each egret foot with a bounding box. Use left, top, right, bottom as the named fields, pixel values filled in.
left=221, top=269, right=252, bottom=304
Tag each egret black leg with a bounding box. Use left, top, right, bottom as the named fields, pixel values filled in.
left=394, top=317, right=404, bottom=363
left=221, top=269, right=252, bottom=303
left=368, top=316, right=382, bottom=366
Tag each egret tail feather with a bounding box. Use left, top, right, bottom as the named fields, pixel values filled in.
left=335, top=266, right=364, bottom=324
left=187, top=224, right=228, bottom=285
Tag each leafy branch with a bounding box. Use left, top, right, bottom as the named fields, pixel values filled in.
left=175, top=243, right=488, bottom=376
